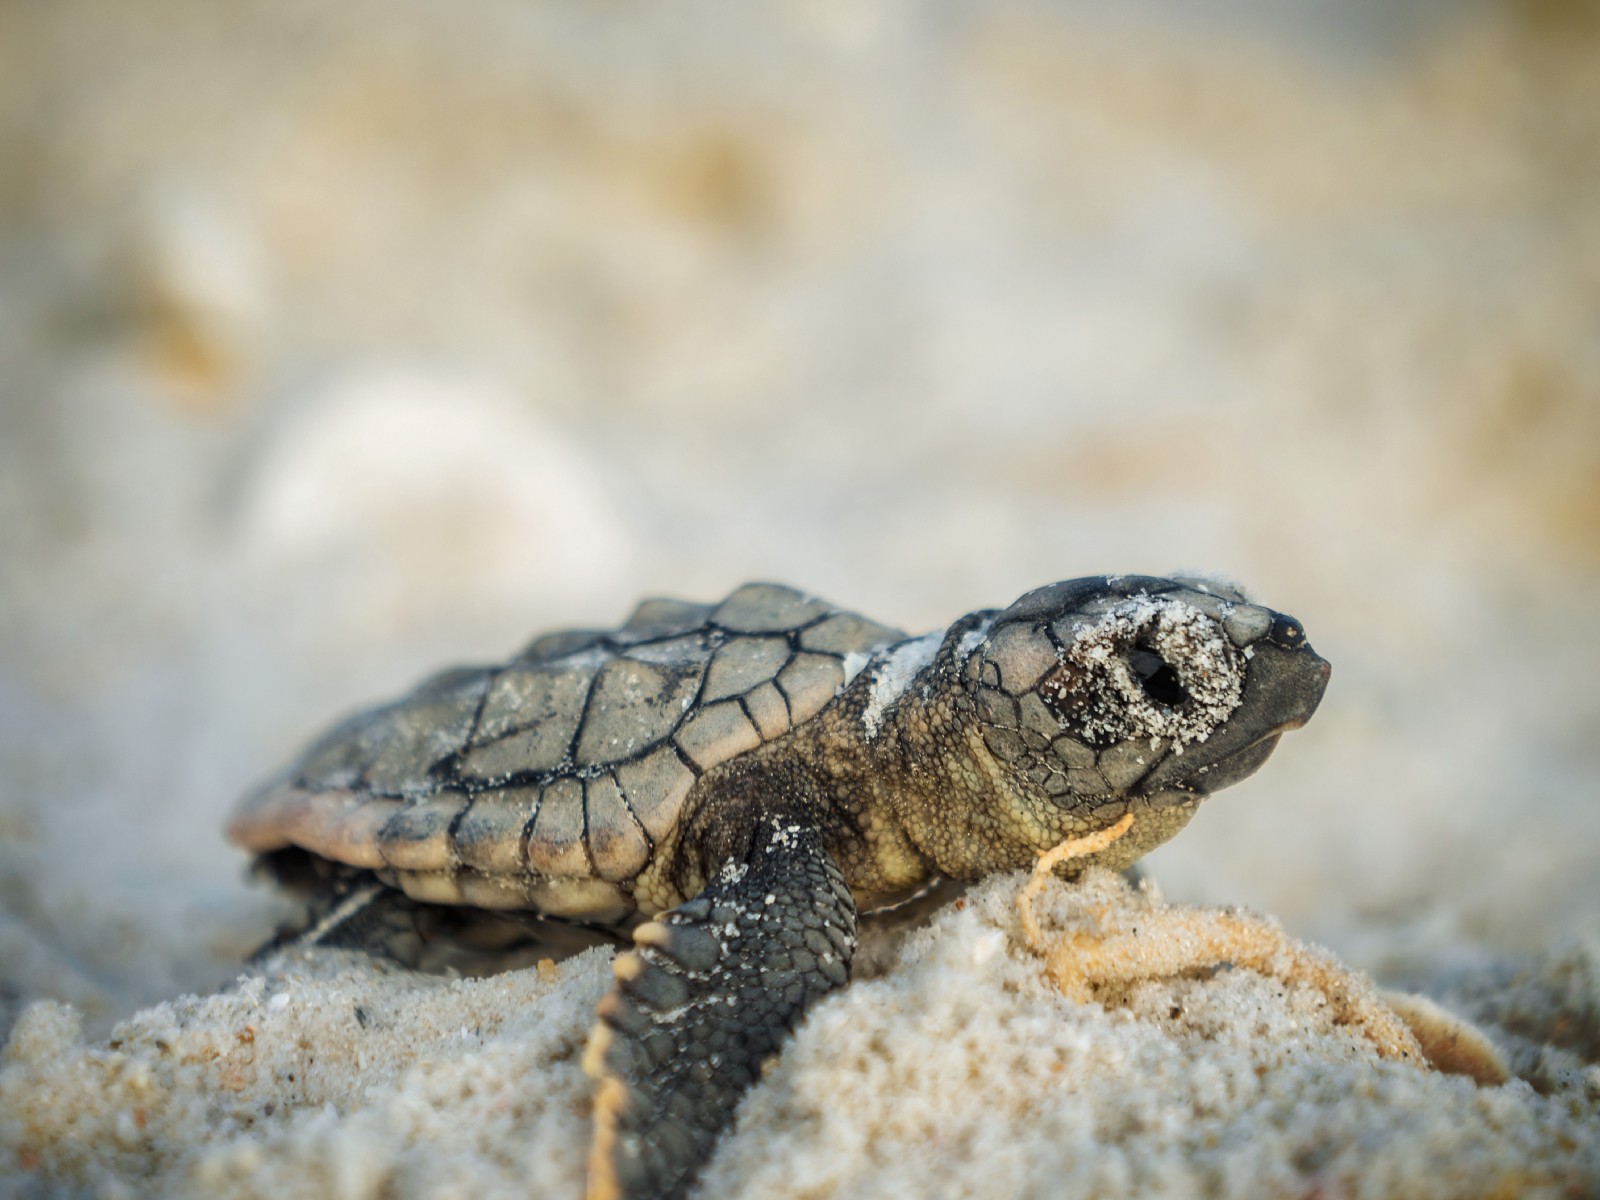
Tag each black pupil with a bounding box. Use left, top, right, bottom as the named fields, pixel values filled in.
left=1130, top=649, right=1189, bottom=707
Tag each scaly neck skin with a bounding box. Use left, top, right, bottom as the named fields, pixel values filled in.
left=779, top=699, right=942, bottom=910
left=802, top=634, right=1036, bottom=896
left=872, top=665, right=1038, bottom=881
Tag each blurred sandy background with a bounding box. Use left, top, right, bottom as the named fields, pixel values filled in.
left=1, top=0, right=1597, bottom=1107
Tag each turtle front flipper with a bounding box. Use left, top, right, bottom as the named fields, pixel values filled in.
left=584, top=816, right=857, bottom=1200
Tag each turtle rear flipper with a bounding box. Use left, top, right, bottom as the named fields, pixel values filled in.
left=248, top=871, right=429, bottom=966
left=249, top=848, right=626, bottom=971
left=585, top=815, right=856, bottom=1200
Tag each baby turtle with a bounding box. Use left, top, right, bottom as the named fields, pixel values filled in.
left=230, top=575, right=1330, bottom=1200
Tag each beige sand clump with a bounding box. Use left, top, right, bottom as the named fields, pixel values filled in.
left=0, top=950, right=612, bottom=1199
left=702, top=871, right=1600, bottom=1200
left=1017, top=816, right=1431, bottom=1071
left=2, top=871, right=1598, bottom=1199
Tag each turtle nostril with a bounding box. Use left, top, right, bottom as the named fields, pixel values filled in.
left=1268, top=614, right=1306, bottom=649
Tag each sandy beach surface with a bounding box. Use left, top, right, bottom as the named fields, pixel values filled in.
left=3, top=2, right=1598, bottom=1196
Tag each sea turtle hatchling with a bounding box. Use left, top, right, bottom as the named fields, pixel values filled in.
left=230, top=575, right=1331, bottom=1199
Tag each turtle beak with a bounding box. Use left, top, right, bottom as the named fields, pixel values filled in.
left=1265, top=654, right=1332, bottom=734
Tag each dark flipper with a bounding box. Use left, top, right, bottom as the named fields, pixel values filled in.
left=584, top=817, right=857, bottom=1200
left=248, top=849, right=625, bottom=971
left=247, top=851, right=429, bottom=965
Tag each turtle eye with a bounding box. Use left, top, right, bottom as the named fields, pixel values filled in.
left=1129, top=649, right=1189, bottom=707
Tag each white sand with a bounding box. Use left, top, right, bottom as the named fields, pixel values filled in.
left=3, top=872, right=1596, bottom=1198
left=3, top=0, right=1599, bottom=1195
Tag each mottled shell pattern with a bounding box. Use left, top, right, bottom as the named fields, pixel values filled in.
left=229, top=585, right=904, bottom=919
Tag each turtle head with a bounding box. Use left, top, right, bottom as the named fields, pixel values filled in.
left=953, top=574, right=1330, bottom=870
